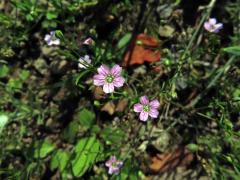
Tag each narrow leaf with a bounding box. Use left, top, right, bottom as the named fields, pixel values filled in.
left=223, top=46, right=240, bottom=56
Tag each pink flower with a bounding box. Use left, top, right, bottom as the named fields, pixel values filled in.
left=204, top=18, right=223, bottom=33
left=93, top=64, right=125, bottom=93
left=134, top=96, right=160, bottom=121
left=83, top=37, right=94, bottom=45
left=105, top=156, right=123, bottom=175
left=44, top=31, right=60, bottom=46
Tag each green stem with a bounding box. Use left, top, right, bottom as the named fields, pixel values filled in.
left=177, top=0, right=217, bottom=75
left=186, top=56, right=236, bottom=108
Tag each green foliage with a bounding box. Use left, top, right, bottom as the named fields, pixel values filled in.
left=0, top=65, right=9, bottom=78
left=116, top=159, right=140, bottom=180
left=19, top=70, right=30, bottom=81
left=117, top=33, right=132, bottom=50
left=50, top=149, right=70, bottom=171
left=55, top=30, right=65, bottom=40
left=101, top=127, right=125, bottom=145
left=78, top=108, right=95, bottom=128
left=186, top=143, right=199, bottom=152
left=223, top=46, right=240, bottom=56
left=34, top=140, right=55, bottom=159
left=233, top=88, right=240, bottom=101
left=46, top=11, right=58, bottom=20
left=0, top=0, right=240, bottom=179
left=71, top=136, right=103, bottom=177
left=62, top=121, right=79, bottom=142
left=0, top=114, right=9, bottom=134
left=7, top=78, right=23, bottom=90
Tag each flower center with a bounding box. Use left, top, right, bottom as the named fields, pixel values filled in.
left=143, top=105, right=150, bottom=112
left=105, top=75, right=114, bottom=83
left=111, top=162, right=117, bottom=168
left=210, top=24, right=216, bottom=30
left=51, top=35, right=58, bottom=41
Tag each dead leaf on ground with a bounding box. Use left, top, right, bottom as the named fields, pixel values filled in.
left=115, top=98, right=128, bottom=112
left=101, top=101, right=115, bottom=115
left=123, top=33, right=161, bottom=66
left=149, top=146, right=194, bottom=173
left=93, top=86, right=105, bottom=100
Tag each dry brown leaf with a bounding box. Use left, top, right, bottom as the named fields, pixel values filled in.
left=149, top=146, right=194, bottom=173
left=101, top=101, right=115, bottom=115
left=115, top=98, right=128, bottom=112
left=93, top=86, right=105, bottom=100
left=123, top=33, right=161, bottom=66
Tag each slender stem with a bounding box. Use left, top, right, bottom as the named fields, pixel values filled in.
left=186, top=56, right=236, bottom=108
left=176, top=0, right=217, bottom=75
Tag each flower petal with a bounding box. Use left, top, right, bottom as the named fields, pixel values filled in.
left=204, top=22, right=211, bottom=32
left=108, top=167, right=120, bottom=175
left=78, top=56, right=91, bottom=69
left=105, top=161, right=112, bottom=167
left=52, top=39, right=60, bottom=45
left=93, top=74, right=105, bottom=86
left=84, top=55, right=90, bottom=60
left=213, top=23, right=223, bottom=32
left=44, top=34, right=51, bottom=42
left=103, top=83, right=114, bottom=93
left=116, top=161, right=123, bottom=167
left=78, top=64, right=85, bottom=69
left=111, top=65, right=122, bottom=77
left=140, top=96, right=149, bottom=105
left=86, top=59, right=92, bottom=64
left=113, top=76, right=125, bottom=87
left=209, top=18, right=217, bottom=25
left=50, top=31, right=55, bottom=36
left=105, top=156, right=116, bottom=167
left=133, top=103, right=143, bottom=112
left=150, top=99, right=160, bottom=109
left=93, top=74, right=105, bottom=80
left=47, top=41, right=53, bottom=46
left=97, top=65, right=110, bottom=76
left=83, top=37, right=93, bottom=45
left=139, top=111, right=149, bottom=121
left=149, top=108, right=159, bottom=118
left=78, top=58, right=86, bottom=69
left=110, top=156, right=117, bottom=161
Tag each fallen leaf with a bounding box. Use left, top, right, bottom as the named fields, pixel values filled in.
left=93, top=86, right=105, bottom=100
left=123, top=34, right=161, bottom=66
left=149, top=146, right=194, bottom=173
left=101, top=101, right=115, bottom=115
left=115, top=98, right=128, bottom=112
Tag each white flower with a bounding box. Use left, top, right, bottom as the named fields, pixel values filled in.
left=44, top=31, right=60, bottom=46
left=78, top=55, right=92, bottom=69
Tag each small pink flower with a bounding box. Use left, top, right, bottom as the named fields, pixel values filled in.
left=44, top=31, right=60, bottom=46
left=105, top=156, right=123, bottom=175
left=83, top=37, right=94, bottom=45
left=93, top=64, right=125, bottom=93
left=204, top=18, right=223, bottom=33
left=134, top=96, right=160, bottom=121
